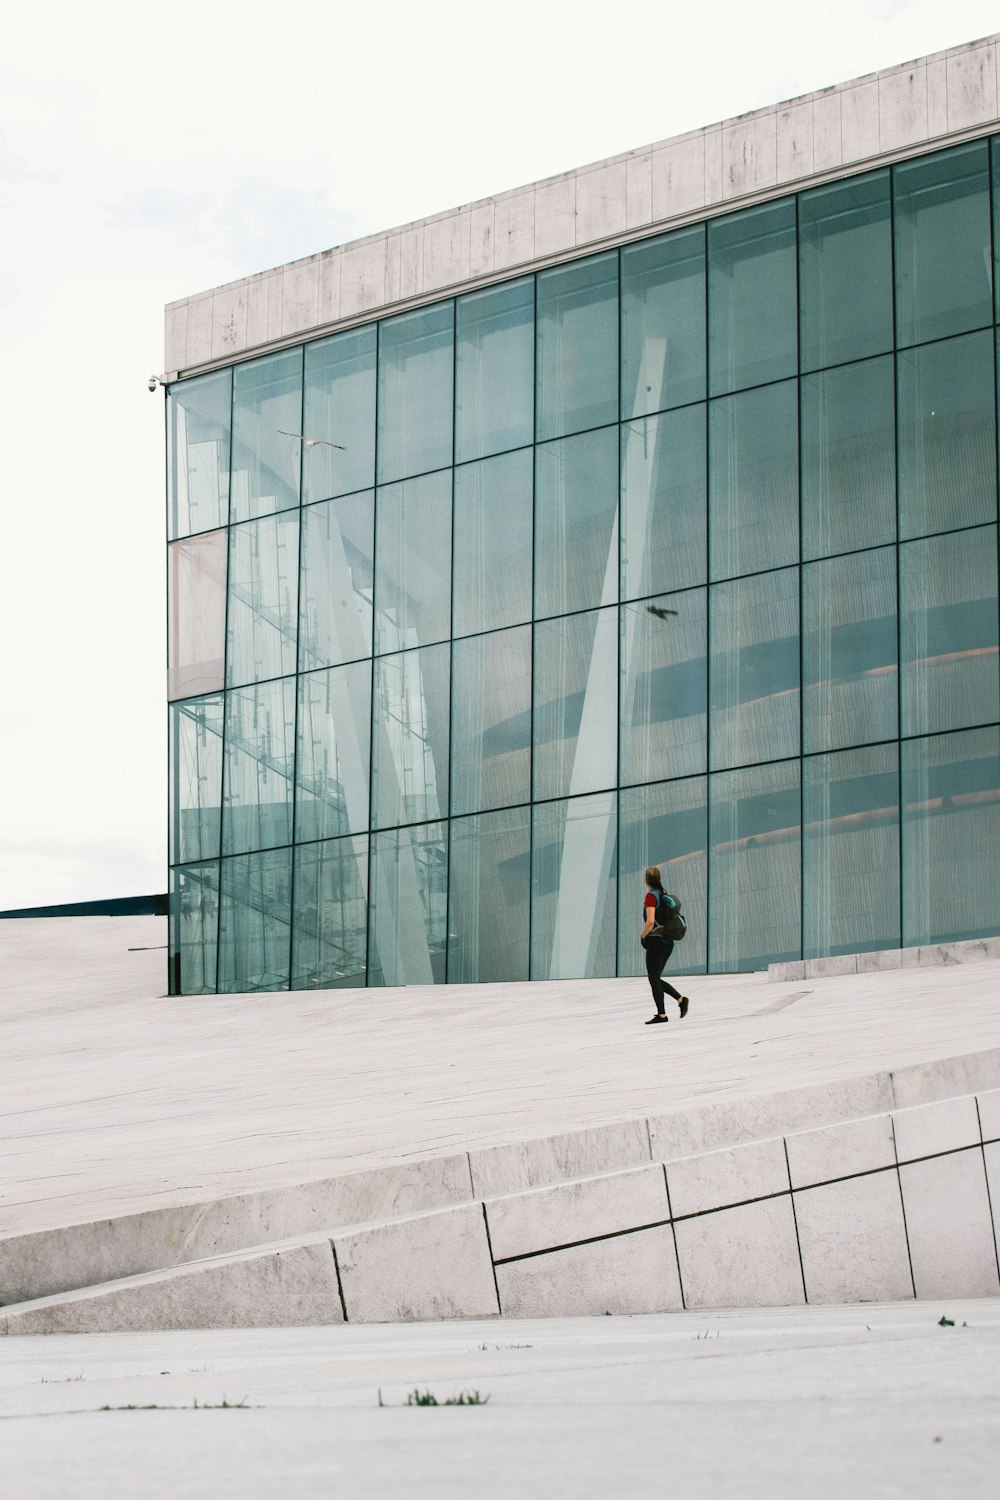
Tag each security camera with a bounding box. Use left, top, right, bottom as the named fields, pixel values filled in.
left=148, top=375, right=159, bottom=393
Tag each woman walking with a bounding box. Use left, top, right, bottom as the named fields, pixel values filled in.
left=641, top=865, right=690, bottom=1026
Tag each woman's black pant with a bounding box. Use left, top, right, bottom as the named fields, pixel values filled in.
left=643, top=937, right=681, bottom=1014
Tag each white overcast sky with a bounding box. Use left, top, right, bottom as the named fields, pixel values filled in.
left=0, top=0, right=997, bottom=910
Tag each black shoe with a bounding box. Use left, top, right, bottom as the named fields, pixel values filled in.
left=645, top=1014, right=669, bottom=1024
left=679, top=996, right=689, bottom=1019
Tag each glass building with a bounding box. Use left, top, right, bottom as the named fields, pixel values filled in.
left=166, top=76, right=1000, bottom=993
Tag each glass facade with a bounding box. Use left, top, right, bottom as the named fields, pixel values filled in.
left=167, top=136, right=1000, bottom=992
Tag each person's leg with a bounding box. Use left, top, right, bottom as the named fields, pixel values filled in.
left=644, top=940, right=666, bottom=1015
left=655, top=939, right=681, bottom=1000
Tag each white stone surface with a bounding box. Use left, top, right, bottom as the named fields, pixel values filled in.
left=164, top=35, right=1000, bottom=375
left=899, top=1151, right=1000, bottom=1299
left=495, top=1225, right=681, bottom=1318
left=469, top=1120, right=650, bottom=1200
left=893, top=1096, right=982, bottom=1163
left=334, top=1204, right=499, bottom=1324
left=666, top=1137, right=789, bottom=1218
left=978, top=1089, right=1000, bottom=1143
left=786, top=1114, right=896, bottom=1190
left=794, top=1173, right=913, bottom=1304
left=0, top=1240, right=341, bottom=1337
left=892, top=1047, right=1000, bottom=1111
left=485, top=1166, right=668, bottom=1262
left=674, top=1197, right=805, bottom=1309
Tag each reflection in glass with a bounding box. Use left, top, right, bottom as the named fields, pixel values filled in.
left=620, top=592, right=706, bottom=785
left=168, top=529, right=228, bottom=701
left=798, top=170, right=893, bottom=371
left=377, top=302, right=453, bottom=484
left=453, top=449, right=533, bottom=637
left=222, top=676, right=296, bottom=855
left=803, top=548, right=898, bottom=753
left=369, top=821, right=448, bottom=985
left=298, top=491, right=374, bottom=670
left=534, top=608, right=617, bottom=801
left=169, top=695, right=224, bottom=865
left=710, top=569, right=799, bottom=770
left=536, top=253, right=618, bottom=440
left=801, top=357, right=896, bottom=560
left=448, top=807, right=531, bottom=982
left=900, top=526, right=1000, bottom=738
left=894, top=140, right=993, bottom=347
left=226, top=511, right=299, bottom=688
left=709, top=380, right=798, bottom=580
left=291, top=836, right=368, bottom=988
left=618, top=778, right=707, bottom=975
left=456, top=278, right=534, bottom=462
left=535, top=426, right=618, bottom=618
left=709, top=759, right=801, bottom=971
left=621, top=406, right=707, bottom=600
left=897, top=331, right=997, bottom=540
left=451, top=627, right=531, bottom=816
left=218, top=848, right=292, bottom=992
left=295, top=662, right=372, bottom=843
left=532, top=792, right=616, bottom=979
left=171, top=861, right=219, bottom=996
left=231, top=350, right=302, bottom=522
left=168, top=369, right=231, bottom=539
left=902, top=727, right=1000, bottom=946
left=371, top=644, right=449, bottom=830
left=374, top=470, right=452, bottom=654
left=302, top=325, right=376, bottom=502
left=804, top=744, right=900, bottom=958
left=621, top=225, right=706, bottom=418
left=708, top=199, right=796, bottom=395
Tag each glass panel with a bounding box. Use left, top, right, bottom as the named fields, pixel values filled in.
left=369, top=821, right=448, bottom=985
left=298, top=491, right=374, bottom=671
left=621, top=406, right=707, bottom=600
left=291, top=835, right=368, bottom=989
left=536, top=252, right=618, bottom=441
left=709, top=759, right=801, bottom=971
left=231, top=349, right=302, bottom=522
left=169, top=695, right=224, bottom=865
left=902, top=727, right=1000, bottom=946
left=167, top=369, right=231, bottom=539
left=710, top=568, right=799, bottom=770
left=222, top=676, right=296, bottom=855
left=170, top=861, right=219, bottom=996
left=618, top=778, right=707, bottom=975
left=709, top=380, right=798, bottom=581
left=534, top=608, right=617, bottom=801
left=218, top=848, right=292, bottom=993
left=377, top=302, right=453, bottom=484
left=798, top=170, right=893, bottom=371
left=295, top=662, right=372, bottom=843
left=621, top=225, right=706, bottom=418
left=535, top=426, right=618, bottom=618
left=900, top=526, right=1000, bottom=738
left=894, top=140, right=993, bottom=347
left=801, top=356, right=896, bottom=561
left=226, top=511, right=299, bottom=688
left=897, top=331, right=997, bottom=540
left=453, top=449, right=533, bottom=637
left=302, top=324, right=376, bottom=502
left=455, top=277, right=534, bottom=462
left=371, top=644, right=450, bottom=830
left=620, top=591, right=707, bottom=785
left=451, top=626, right=531, bottom=816
left=804, top=744, right=900, bottom=959
left=531, top=792, right=617, bottom=979
left=708, top=199, right=796, bottom=396
left=447, top=807, right=531, bottom=982
left=167, top=529, right=227, bottom=701
left=802, top=547, right=898, bottom=754
left=374, top=469, right=452, bottom=655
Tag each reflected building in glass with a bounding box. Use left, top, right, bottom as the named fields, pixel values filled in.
left=165, top=41, right=1000, bottom=992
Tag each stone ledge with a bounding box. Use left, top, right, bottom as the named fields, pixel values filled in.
left=769, top=936, right=1000, bottom=983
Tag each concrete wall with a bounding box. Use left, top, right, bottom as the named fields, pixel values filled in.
left=164, top=35, right=1000, bottom=378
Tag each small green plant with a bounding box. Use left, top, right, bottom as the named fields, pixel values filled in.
left=41, top=1372, right=85, bottom=1383
left=99, top=1396, right=250, bottom=1411
left=378, top=1388, right=490, bottom=1407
